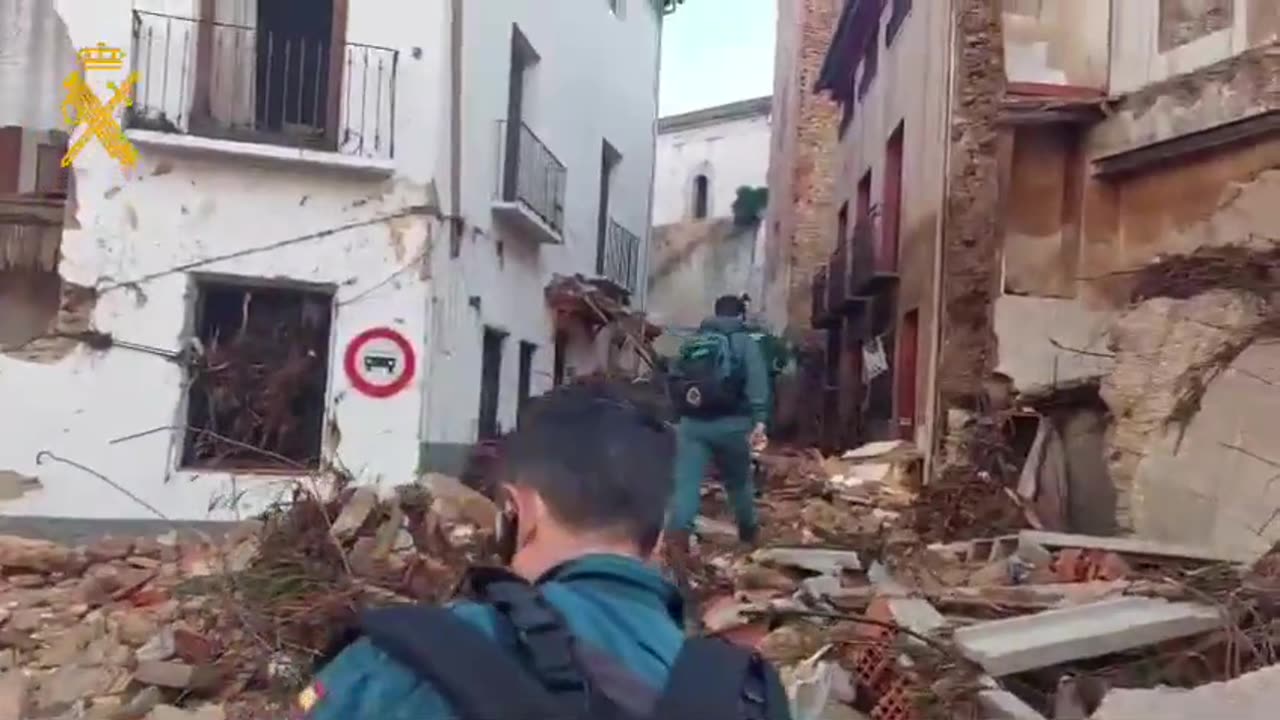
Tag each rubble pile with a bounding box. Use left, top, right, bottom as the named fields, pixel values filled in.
left=5, top=435, right=1280, bottom=719
left=687, top=441, right=1280, bottom=720
left=0, top=473, right=497, bottom=719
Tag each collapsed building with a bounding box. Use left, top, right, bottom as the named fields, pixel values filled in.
left=780, top=0, right=1280, bottom=558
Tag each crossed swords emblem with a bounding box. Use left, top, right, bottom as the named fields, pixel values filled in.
left=60, top=70, right=140, bottom=169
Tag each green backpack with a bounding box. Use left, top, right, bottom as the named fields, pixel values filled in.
left=669, top=331, right=745, bottom=418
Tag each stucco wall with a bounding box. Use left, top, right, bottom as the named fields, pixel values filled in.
left=831, top=0, right=953, bottom=452
left=652, top=111, right=770, bottom=225
left=1110, top=0, right=1280, bottom=94
left=420, top=0, right=661, bottom=452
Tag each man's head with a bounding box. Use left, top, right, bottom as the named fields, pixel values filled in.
left=492, top=380, right=675, bottom=580
left=713, top=294, right=746, bottom=319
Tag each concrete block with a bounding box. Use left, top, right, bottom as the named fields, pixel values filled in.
left=952, top=597, right=1223, bottom=676
left=753, top=548, right=862, bottom=575
left=1018, top=530, right=1255, bottom=564
left=1092, top=663, right=1280, bottom=720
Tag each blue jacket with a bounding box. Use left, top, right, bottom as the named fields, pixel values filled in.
left=299, top=554, right=686, bottom=719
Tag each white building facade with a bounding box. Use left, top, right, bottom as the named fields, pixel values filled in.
left=647, top=97, right=770, bottom=330
left=0, top=0, right=663, bottom=520
left=651, top=97, right=771, bottom=226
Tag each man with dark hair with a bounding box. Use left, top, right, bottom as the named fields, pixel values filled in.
left=294, top=381, right=788, bottom=720
left=666, top=295, right=770, bottom=580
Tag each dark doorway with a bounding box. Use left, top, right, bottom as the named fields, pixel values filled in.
left=856, top=170, right=871, bottom=221
left=517, top=340, right=536, bottom=423
left=896, top=309, right=919, bottom=440
left=502, top=26, right=538, bottom=202
left=255, top=0, right=334, bottom=135
left=553, top=330, right=567, bottom=386
left=692, top=174, right=709, bottom=219
left=883, top=122, right=904, bottom=272
left=595, top=140, right=621, bottom=273
left=478, top=327, right=507, bottom=440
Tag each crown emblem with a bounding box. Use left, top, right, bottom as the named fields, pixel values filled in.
left=78, top=43, right=126, bottom=71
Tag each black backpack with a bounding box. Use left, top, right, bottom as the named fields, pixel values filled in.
left=669, top=331, right=746, bottom=419
left=357, top=567, right=791, bottom=720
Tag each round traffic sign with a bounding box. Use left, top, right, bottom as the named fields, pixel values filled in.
left=343, top=327, right=416, bottom=398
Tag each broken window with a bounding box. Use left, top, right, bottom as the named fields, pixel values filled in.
left=1158, top=0, right=1233, bottom=52
left=182, top=279, right=333, bottom=470
left=478, top=327, right=507, bottom=440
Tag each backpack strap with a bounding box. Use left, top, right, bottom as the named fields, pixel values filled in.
left=468, top=567, right=591, bottom=704
left=359, top=604, right=567, bottom=720
left=651, top=638, right=790, bottom=720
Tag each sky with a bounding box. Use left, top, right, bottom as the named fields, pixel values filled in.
left=658, top=0, right=777, bottom=117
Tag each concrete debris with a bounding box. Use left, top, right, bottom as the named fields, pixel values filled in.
left=751, top=547, right=862, bottom=575
left=1018, top=530, right=1256, bottom=564
left=329, top=487, right=378, bottom=539
left=132, top=660, right=220, bottom=691
left=0, top=672, right=28, bottom=720
left=0, top=471, right=496, bottom=717
left=1091, top=663, right=1280, bottom=720
left=4, top=444, right=1278, bottom=719
left=952, top=597, right=1224, bottom=676
left=148, top=705, right=226, bottom=720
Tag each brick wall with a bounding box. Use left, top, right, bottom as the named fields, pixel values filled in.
left=763, top=0, right=842, bottom=338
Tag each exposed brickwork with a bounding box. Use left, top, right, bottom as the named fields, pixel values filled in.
left=763, top=0, right=841, bottom=338
left=936, top=0, right=1006, bottom=407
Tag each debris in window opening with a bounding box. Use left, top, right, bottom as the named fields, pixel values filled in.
left=182, top=281, right=333, bottom=470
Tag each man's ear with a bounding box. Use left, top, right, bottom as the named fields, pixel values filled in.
left=508, top=484, right=543, bottom=543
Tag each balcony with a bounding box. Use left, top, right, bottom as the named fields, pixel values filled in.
left=126, top=11, right=398, bottom=163
left=848, top=218, right=898, bottom=295
left=600, top=219, right=641, bottom=295
left=492, top=120, right=567, bottom=244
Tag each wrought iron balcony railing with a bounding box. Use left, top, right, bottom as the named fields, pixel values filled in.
left=495, top=120, right=567, bottom=235
left=127, top=11, right=397, bottom=160
left=600, top=219, right=641, bottom=294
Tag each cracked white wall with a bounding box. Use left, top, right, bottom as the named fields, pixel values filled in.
left=0, top=0, right=450, bottom=520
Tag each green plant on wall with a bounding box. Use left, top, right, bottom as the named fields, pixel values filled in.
left=732, top=186, right=768, bottom=227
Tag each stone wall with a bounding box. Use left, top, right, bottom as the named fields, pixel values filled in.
left=937, top=0, right=1006, bottom=405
